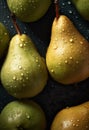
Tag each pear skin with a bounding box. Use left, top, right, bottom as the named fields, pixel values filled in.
left=46, top=15, right=89, bottom=84
left=0, top=100, right=46, bottom=130
left=1, top=34, right=48, bottom=98
left=51, top=101, right=89, bottom=130
left=7, top=0, right=51, bottom=22
left=0, top=22, right=10, bottom=59
left=72, top=0, right=89, bottom=21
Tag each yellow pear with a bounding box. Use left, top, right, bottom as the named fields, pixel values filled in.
left=51, top=101, right=89, bottom=130
left=46, top=14, right=89, bottom=84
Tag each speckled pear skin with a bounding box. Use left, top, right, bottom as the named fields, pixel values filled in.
left=1, top=34, right=48, bottom=98
left=72, top=0, right=89, bottom=21
left=0, top=23, right=10, bottom=59
left=46, top=15, right=89, bottom=84
left=7, top=0, right=51, bottom=22
left=51, top=101, right=89, bottom=130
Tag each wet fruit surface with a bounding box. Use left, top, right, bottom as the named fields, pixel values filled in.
left=0, top=100, right=46, bottom=130
left=0, top=0, right=89, bottom=130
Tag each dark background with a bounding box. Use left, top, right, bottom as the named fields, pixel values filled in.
left=0, top=0, right=89, bottom=129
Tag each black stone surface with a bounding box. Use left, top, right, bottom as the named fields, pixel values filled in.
left=0, top=0, right=89, bottom=130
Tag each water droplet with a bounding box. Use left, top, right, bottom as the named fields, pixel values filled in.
left=7, top=15, right=10, bottom=19
left=70, top=38, right=74, bottom=43
left=72, top=123, right=76, bottom=126
left=80, top=41, right=83, bottom=45
left=13, top=76, right=16, bottom=80
left=4, top=32, right=8, bottom=36
left=55, top=37, right=58, bottom=41
left=53, top=46, right=58, bottom=50
left=86, top=125, right=89, bottom=129
left=69, top=57, right=73, bottom=60
left=70, top=119, right=73, bottom=122
left=62, top=2, right=65, bottom=6
left=65, top=60, right=68, bottom=64
left=26, top=77, right=29, bottom=80
left=51, top=69, right=54, bottom=73
left=58, top=62, right=61, bottom=65
left=11, top=25, right=14, bottom=28
left=62, top=28, right=65, bottom=32
left=3, top=20, right=6, bottom=23
left=69, top=10, right=73, bottom=14
left=76, top=124, right=79, bottom=127
left=24, top=44, right=26, bottom=47
left=18, top=65, right=22, bottom=69
left=26, top=113, right=30, bottom=119
left=19, top=43, right=23, bottom=48
left=21, top=73, right=24, bottom=76
left=76, top=61, right=79, bottom=64
left=36, top=59, right=39, bottom=63
left=61, top=52, right=64, bottom=55
left=68, top=1, right=71, bottom=5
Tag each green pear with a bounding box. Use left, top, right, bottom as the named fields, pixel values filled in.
left=72, top=0, right=89, bottom=21
left=46, top=15, right=89, bottom=84
left=1, top=34, right=48, bottom=98
left=51, top=101, right=89, bottom=130
left=0, top=22, right=10, bottom=59
left=0, top=100, right=46, bottom=130
left=7, top=0, right=51, bottom=22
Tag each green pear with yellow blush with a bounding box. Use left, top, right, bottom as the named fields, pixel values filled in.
left=46, top=1, right=89, bottom=84
left=1, top=16, right=48, bottom=98
left=1, top=33, right=48, bottom=98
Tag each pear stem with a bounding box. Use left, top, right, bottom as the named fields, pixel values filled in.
left=54, top=0, right=59, bottom=20
left=11, top=13, right=22, bottom=35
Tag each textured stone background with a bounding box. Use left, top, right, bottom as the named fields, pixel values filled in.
left=0, top=0, right=89, bottom=129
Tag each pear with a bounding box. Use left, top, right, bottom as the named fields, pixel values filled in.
left=7, top=0, right=51, bottom=22
left=46, top=1, right=89, bottom=84
left=0, top=22, right=10, bottom=59
left=72, top=0, right=89, bottom=21
left=51, top=101, right=89, bottom=130
left=0, top=100, right=46, bottom=130
left=1, top=33, right=48, bottom=98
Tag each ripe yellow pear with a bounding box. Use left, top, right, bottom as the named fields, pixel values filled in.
left=46, top=14, right=89, bottom=84
left=51, top=101, right=89, bottom=130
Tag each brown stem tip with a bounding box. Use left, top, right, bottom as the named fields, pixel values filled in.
left=54, top=0, right=60, bottom=20
left=11, top=13, right=22, bottom=35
